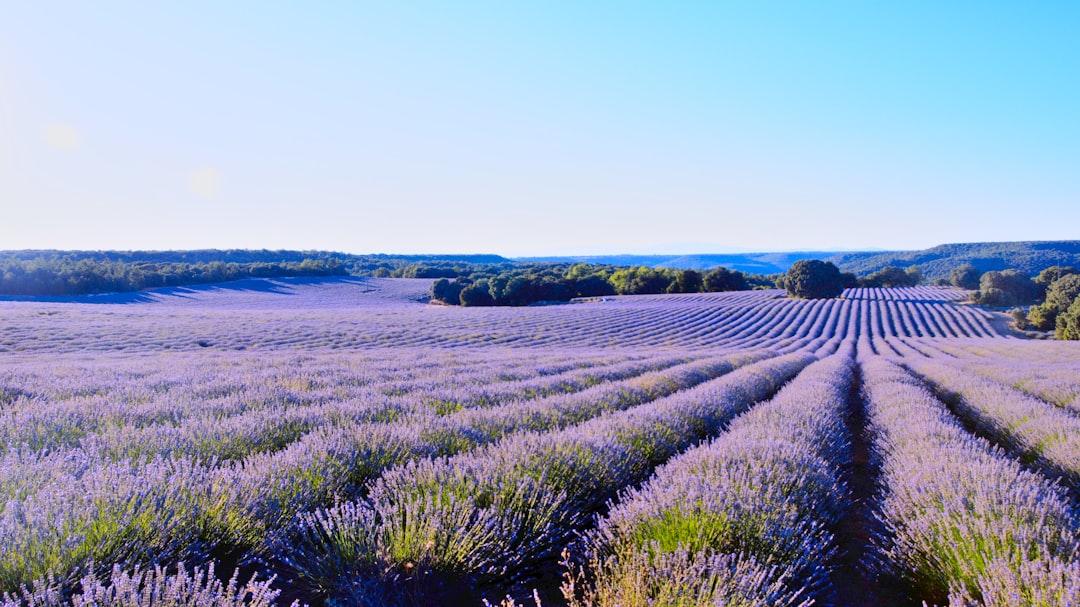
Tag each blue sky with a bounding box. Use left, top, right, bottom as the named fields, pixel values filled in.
left=2, top=1, right=1077, bottom=255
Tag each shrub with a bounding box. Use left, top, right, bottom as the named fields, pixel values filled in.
left=1009, top=307, right=1031, bottom=330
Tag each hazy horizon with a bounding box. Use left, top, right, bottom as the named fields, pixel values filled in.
left=3, top=2, right=1078, bottom=255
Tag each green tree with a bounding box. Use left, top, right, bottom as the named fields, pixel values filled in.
left=1045, top=274, right=1080, bottom=313
left=949, top=264, right=981, bottom=290
left=861, top=265, right=919, bottom=288
left=570, top=275, right=615, bottom=298
left=609, top=267, right=674, bottom=295
left=784, top=260, right=844, bottom=299
left=1035, top=265, right=1078, bottom=286
left=431, top=278, right=465, bottom=304
left=1029, top=274, right=1080, bottom=329
left=973, top=270, right=1038, bottom=307
left=1056, top=296, right=1080, bottom=340
left=702, top=267, right=747, bottom=292
left=669, top=270, right=704, bottom=294
left=1026, top=303, right=1057, bottom=331
left=459, top=280, right=494, bottom=306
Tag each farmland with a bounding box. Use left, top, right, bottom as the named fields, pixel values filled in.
left=2, top=276, right=1079, bottom=606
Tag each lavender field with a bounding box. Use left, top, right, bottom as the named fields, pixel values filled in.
left=2, top=277, right=1079, bottom=606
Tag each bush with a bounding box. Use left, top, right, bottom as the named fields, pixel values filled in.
left=1009, top=308, right=1031, bottom=330
left=784, top=260, right=844, bottom=299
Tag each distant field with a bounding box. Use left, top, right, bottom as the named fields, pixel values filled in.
left=2, top=277, right=1079, bottom=607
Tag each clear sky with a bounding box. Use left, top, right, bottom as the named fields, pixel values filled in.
left=2, top=1, right=1078, bottom=256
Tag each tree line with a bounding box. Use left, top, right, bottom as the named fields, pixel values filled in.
left=0, top=256, right=347, bottom=297
left=0, top=252, right=514, bottom=297
left=429, top=264, right=775, bottom=307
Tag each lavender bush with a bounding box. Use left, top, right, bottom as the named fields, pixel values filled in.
left=861, top=357, right=1080, bottom=606
left=563, top=353, right=854, bottom=607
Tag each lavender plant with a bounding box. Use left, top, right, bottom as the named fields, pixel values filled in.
left=861, top=357, right=1080, bottom=605
left=563, top=353, right=854, bottom=607
left=1, top=562, right=285, bottom=607
left=282, top=353, right=816, bottom=605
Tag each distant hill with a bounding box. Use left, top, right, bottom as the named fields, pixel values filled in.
left=827, top=241, right=1080, bottom=280
left=517, top=252, right=845, bottom=275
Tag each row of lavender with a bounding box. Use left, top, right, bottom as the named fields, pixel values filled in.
left=279, top=352, right=815, bottom=605
left=0, top=348, right=779, bottom=601
left=0, top=286, right=997, bottom=355
left=860, top=356, right=1080, bottom=606
left=0, top=351, right=690, bottom=461
left=559, top=345, right=1080, bottom=607
left=562, top=352, right=854, bottom=607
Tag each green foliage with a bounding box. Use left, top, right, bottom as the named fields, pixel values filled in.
left=1044, top=275, right=1080, bottom=314
left=860, top=265, right=921, bottom=288
left=459, top=281, right=495, bottom=307
left=784, top=260, right=844, bottom=299
left=668, top=270, right=703, bottom=294
left=1010, top=307, right=1031, bottom=330
left=949, top=264, right=982, bottom=290
left=1057, top=297, right=1080, bottom=340
left=973, top=270, right=1038, bottom=307
left=0, top=256, right=347, bottom=297
left=609, top=267, right=676, bottom=296
left=1026, top=304, right=1057, bottom=331
left=1035, top=266, right=1078, bottom=286
left=573, top=274, right=617, bottom=298
left=702, top=267, right=747, bottom=292
left=430, top=279, right=465, bottom=305
left=427, top=262, right=758, bottom=307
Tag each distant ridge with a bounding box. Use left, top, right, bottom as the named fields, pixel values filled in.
left=516, top=252, right=845, bottom=275
left=5, top=242, right=1080, bottom=287
left=521, top=241, right=1080, bottom=279
left=827, top=241, right=1080, bottom=280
